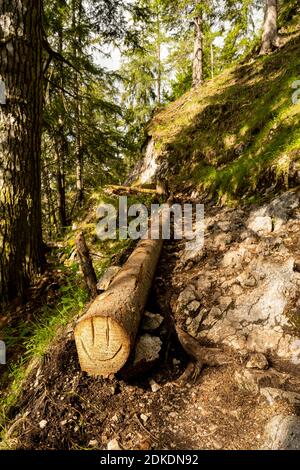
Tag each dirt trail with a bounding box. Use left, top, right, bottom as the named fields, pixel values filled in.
left=2, top=192, right=300, bottom=450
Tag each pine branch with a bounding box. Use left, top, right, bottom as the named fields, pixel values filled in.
left=42, top=34, right=81, bottom=75
left=45, top=78, right=77, bottom=99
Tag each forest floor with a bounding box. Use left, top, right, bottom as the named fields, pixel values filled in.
left=1, top=190, right=300, bottom=450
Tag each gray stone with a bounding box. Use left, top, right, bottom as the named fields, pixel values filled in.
left=187, top=300, right=201, bottom=313
left=149, top=379, right=161, bottom=392
left=199, top=257, right=300, bottom=363
left=238, top=272, right=257, bottom=288
left=234, top=368, right=287, bottom=395
left=141, top=312, right=164, bottom=332
left=187, top=310, right=206, bottom=336
left=218, top=296, right=233, bottom=312
left=107, top=438, right=123, bottom=451
left=231, top=284, right=244, bottom=296
left=97, top=266, right=121, bottom=291
left=234, top=369, right=261, bottom=394
left=39, top=420, right=48, bottom=429
left=222, top=248, right=246, bottom=268
left=177, top=287, right=196, bottom=308
left=133, top=334, right=162, bottom=366
left=247, top=215, right=273, bottom=235
left=260, top=387, right=300, bottom=406
left=246, top=353, right=269, bottom=370
left=197, top=278, right=212, bottom=290
left=88, top=439, right=98, bottom=447
left=261, top=415, right=300, bottom=450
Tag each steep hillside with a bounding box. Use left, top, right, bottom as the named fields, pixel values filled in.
left=140, top=21, right=300, bottom=204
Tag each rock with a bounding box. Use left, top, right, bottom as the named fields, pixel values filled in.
left=248, top=215, right=273, bottom=235
left=177, top=287, right=196, bottom=308
left=200, top=257, right=300, bottom=363
left=238, top=272, right=257, bottom=288
left=261, top=415, right=300, bottom=450
left=234, top=368, right=287, bottom=395
left=217, top=221, right=231, bottom=232
left=268, top=191, right=299, bottom=231
left=97, top=266, right=121, bottom=291
left=88, top=439, right=98, bottom=447
left=209, top=306, right=222, bottom=318
left=218, top=296, right=233, bottom=312
left=140, top=414, right=149, bottom=424
left=187, top=300, right=201, bottom=313
left=260, top=387, right=300, bottom=406
left=133, top=335, right=162, bottom=366
left=230, top=284, right=243, bottom=296
left=222, top=248, right=246, bottom=268
left=234, top=369, right=261, bottom=394
left=197, top=278, right=212, bottom=292
left=107, top=438, right=123, bottom=451
left=187, top=310, right=206, bottom=336
left=246, top=353, right=269, bottom=370
left=39, top=420, right=48, bottom=429
left=149, top=379, right=161, bottom=392
left=141, top=312, right=164, bottom=332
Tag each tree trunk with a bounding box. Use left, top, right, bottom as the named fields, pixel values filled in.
left=0, top=0, right=45, bottom=305
left=210, top=42, right=214, bottom=79
left=192, top=1, right=204, bottom=88
left=260, top=0, right=280, bottom=54
left=156, top=12, right=162, bottom=105
left=73, top=0, right=84, bottom=207
left=54, top=133, right=68, bottom=229
left=42, top=164, right=56, bottom=239
left=54, top=18, right=68, bottom=230
left=75, top=121, right=84, bottom=205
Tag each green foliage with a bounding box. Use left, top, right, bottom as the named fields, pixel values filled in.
left=0, top=273, right=88, bottom=432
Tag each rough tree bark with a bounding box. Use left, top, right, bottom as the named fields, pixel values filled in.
left=192, top=0, right=204, bottom=88
left=260, top=0, right=280, bottom=54
left=0, top=0, right=45, bottom=305
left=156, top=11, right=162, bottom=105
left=72, top=0, right=84, bottom=207
left=54, top=19, right=68, bottom=230
left=54, top=130, right=68, bottom=229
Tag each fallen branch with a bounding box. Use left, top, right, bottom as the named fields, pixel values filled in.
left=75, top=232, right=98, bottom=299
left=106, top=185, right=158, bottom=195
left=42, top=33, right=81, bottom=75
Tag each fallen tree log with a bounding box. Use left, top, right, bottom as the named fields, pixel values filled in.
left=106, top=184, right=158, bottom=195
left=74, top=205, right=171, bottom=377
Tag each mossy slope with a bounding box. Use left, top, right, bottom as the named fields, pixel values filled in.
left=149, top=23, right=300, bottom=204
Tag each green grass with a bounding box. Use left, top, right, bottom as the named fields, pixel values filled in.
left=0, top=275, right=88, bottom=434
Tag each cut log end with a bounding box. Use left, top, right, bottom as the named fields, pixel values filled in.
left=74, top=316, right=131, bottom=377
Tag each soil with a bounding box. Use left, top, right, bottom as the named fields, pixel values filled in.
left=1, top=193, right=300, bottom=450
left=2, top=230, right=296, bottom=451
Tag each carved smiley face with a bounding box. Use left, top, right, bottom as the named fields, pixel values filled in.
left=75, top=316, right=130, bottom=377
